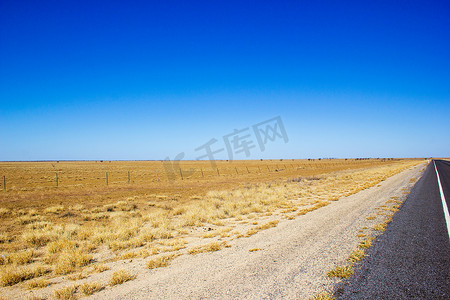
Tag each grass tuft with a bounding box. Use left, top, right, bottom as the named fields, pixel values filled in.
left=0, top=265, right=48, bottom=287
left=327, top=265, right=353, bottom=278
left=358, top=237, right=374, bottom=249
left=26, top=278, right=50, bottom=289
left=348, top=250, right=365, bottom=263
left=373, top=223, right=387, bottom=231
left=109, top=269, right=136, bottom=286
left=66, top=273, right=87, bottom=281
left=312, top=292, right=335, bottom=300
left=92, top=263, right=109, bottom=273
left=53, top=285, right=76, bottom=300
left=249, top=248, right=261, bottom=252
left=78, top=282, right=103, bottom=295
left=146, top=254, right=177, bottom=269
left=188, top=241, right=230, bottom=254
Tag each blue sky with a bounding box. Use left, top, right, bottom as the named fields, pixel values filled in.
left=1, top=1, right=449, bottom=161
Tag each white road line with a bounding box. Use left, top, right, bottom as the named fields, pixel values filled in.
left=433, top=160, right=450, bottom=239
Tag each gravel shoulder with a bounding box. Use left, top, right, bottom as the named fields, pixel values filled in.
left=337, top=161, right=450, bottom=299
left=90, top=163, right=426, bottom=300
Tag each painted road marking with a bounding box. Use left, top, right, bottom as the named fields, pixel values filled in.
left=434, top=161, right=450, bottom=239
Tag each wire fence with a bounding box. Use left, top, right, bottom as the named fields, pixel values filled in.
left=0, top=159, right=399, bottom=192
left=0, top=164, right=309, bottom=191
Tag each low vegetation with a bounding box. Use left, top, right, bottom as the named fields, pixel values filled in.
left=146, top=254, right=177, bottom=269
left=78, top=282, right=103, bottom=295
left=327, top=265, right=354, bottom=278
left=348, top=250, right=365, bottom=263
left=188, top=241, right=230, bottom=255
left=0, top=159, right=422, bottom=297
left=312, top=292, right=335, bottom=300
left=109, top=269, right=136, bottom=286
left=53, top=285, right=76, bottom=300
left=25, top=278, right=50, bottom=289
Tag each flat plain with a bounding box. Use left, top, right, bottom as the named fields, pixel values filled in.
left=0, top=158, right=424, bottom=299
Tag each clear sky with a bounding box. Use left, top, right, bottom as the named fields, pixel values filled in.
left=1, top=1, right=449, bottom=161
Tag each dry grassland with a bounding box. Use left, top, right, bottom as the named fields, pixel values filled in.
left=0, top=158, right=423, bottom=298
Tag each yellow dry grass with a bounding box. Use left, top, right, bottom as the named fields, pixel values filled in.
left=92, top=263, right=109, bottom=273
left=373, top=223, right=387, bottom=231
left=78, top=282, right=103, bottom=295
left=53, top=285, right=76, bottom=300
left=327, top=265, right=353, bottom=278
left=109, top=269, right=136, bottom=286
left=146, top=254, right=178, bottom=269
left=25, top=278, right=50, bottom=290
left=348, top=250, right=365, bottom=263
left=66, top=272, right=87, bottom=281
left=188, top=241, right=231, bottom=254
left=359, top=237, right=375, bottom=249
left=312, top=292, right=335, bottom=300
left=0, top=264, right=48, bottom=287
left=0, top=158, right=423, bottom=295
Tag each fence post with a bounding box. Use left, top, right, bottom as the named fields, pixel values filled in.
left=157, top=170, right=159, bottom=181
left=3, top=176, right=5, bottom=191
left=246, top=166, right=250, bottom=173
left=56, top=172, right=58, bottom=187
left=201, top=168, right=204, bottom=177
left=106, top=172, right=108, bottom=186
left=180, top=168, right=183, bottom=180
left=267, top=165, right=270, bottom=172
left=235, top=167, right=238, bottom=175
left=217, top=168, right=220, bottom=176
left=128, top=171, right=130, bottom=183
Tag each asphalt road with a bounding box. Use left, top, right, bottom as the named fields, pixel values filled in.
left=337, top=160, right=450, bottom=299
left=435, top=160, right=450, bottom=213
